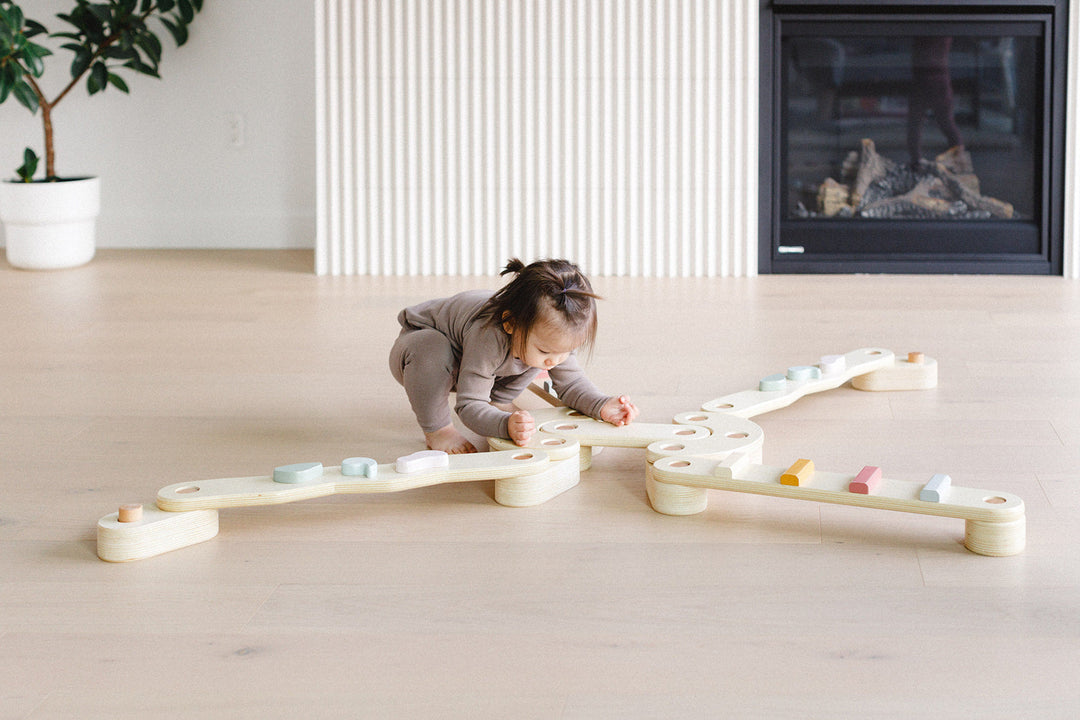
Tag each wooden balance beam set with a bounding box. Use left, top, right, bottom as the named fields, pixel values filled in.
left=96, top=348, right=1025, bottom=562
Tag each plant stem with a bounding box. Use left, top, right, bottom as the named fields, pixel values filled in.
left=22, top=4, right=160, bottom=178
left=22, top=73, right=55, bottom=178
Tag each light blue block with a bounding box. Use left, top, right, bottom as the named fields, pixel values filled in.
left=273, top=462, right=324, bottom=484
left=787, top=365, right=822, bottom=382
left=341, top=456, right=378, bottom=479
left=759, top=373, right=787, bottom=392
left=920, top=473, right=952, bottom=502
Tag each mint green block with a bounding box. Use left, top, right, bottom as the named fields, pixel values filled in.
left=759, top=374, right=787, bottom=392
left=787, top=365, right=822, bottom=382
left=273, top=462, right=324, bottom=484
left=341, top=457, right=378, bottom=479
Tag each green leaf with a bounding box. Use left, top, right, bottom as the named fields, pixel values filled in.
left=104, top=45, right=136, bottom=60
left=6, top=4, right=22, bottom=32
left=12, top=79, right=38, bottom=113
left=177, top=0, right=195, bottom=24
left=24, top=20, right=49, bottom=39
left=159, top=16, right=187, bottom=47
left=16, top=147, right=38, bottom=182
left=87, top=59, right=108, bottom=94
left=21, top=42, right=53, bottom=77
left=0, top=63, right=15, bottom=103
left=69, top=7, right=106, bottom=44
left=22, top=46, right=45, bottom=76
left=70, top=48, right=92, bottom=80
left=88, top=4, right=113, bottom=27
left=191, top=0, right=203, bottom=12
left=158, top=0, right=176, bottom=12
left=134, top=30, right=162, bottom=64
left=122, top=57, right=159, bottom=78
left=107, top=72, right=129, bottom=93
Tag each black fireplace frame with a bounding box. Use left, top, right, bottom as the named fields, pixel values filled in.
left=758, top=0, right=1068, bottom=275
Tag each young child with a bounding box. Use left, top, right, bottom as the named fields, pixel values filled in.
left=389, top=258, right=639, bottom=453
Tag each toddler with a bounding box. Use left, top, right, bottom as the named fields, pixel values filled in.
left=389, top=258, right=639, bottom=453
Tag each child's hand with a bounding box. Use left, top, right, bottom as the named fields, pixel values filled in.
left=600, top=395, right=638, bottom=426
left=508, top=410, right=535, bottom=446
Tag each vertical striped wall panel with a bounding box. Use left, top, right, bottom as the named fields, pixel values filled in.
left=315, top=0, right=759, bottom=276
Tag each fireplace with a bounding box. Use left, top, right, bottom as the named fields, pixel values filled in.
left=759, top=0, right=1068, bottom=274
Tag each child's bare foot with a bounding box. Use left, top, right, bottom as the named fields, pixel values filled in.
left=425, top=425, right=478, bottom=454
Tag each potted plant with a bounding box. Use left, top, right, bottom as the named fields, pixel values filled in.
left=0, top=0, right=202, bottom=269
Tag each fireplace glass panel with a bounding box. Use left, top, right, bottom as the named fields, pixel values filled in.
left=778, top=18, right=1048, bottom=261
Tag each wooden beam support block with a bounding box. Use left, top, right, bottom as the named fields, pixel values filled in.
left=780, top=458, right=815, bottom=487
left=852, top=353, right=937, bottom=391
left=920, top=473, right=952, bottom=502
left=849, top=465, right=882, bottom=495
left=98, top=506, right=219, bottom=563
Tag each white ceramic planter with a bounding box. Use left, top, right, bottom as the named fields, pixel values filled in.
left=0, top=177, right=101, bottom=270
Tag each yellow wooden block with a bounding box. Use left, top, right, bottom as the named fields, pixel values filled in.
left=780, top=458, right=814, bottom=486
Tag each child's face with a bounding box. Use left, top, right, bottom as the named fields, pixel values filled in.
left=512, top=320, right=579, bottom=370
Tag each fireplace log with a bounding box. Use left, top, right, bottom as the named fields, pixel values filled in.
left=817, top=177, right=851, bottom=217
left=850, top=138, right=894, bottom=209
left=932, top=161, right=1014, bottom=219
left=860, top=176, right=965, bottom=219
left=816, top=140, right=1017, bottom=220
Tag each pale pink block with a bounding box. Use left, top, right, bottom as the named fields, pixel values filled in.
left=849, top=465, right=882, bottom=495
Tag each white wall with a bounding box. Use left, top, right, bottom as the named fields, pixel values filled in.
left=0, top=0, right=316, bottom=249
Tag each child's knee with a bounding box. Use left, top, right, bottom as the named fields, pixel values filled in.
left=397, top=329, right=458, bottom=379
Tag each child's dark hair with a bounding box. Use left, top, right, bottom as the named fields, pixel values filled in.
left=483, top=258, right=601, bottom=356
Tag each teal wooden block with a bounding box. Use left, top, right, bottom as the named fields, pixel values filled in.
left=758, top=374, right=787, bottom=392
left=341, top=456, right=378, bottom=479
left=273, top=462, right=324, bottom=484
left=787, top=365, right=822, bottom=382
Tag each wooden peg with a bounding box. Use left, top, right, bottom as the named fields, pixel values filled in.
left=117, top=504, right=143, bottom=523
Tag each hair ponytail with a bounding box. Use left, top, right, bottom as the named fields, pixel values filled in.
left=483, top=258, right=600, bottom=357
left=500, top=258, right=527, bottom=276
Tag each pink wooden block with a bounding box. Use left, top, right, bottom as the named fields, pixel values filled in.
left=849, top=465, right=882, bottom=495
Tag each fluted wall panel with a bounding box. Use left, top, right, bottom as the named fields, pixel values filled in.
left=316, top=0, right=759, bottom=276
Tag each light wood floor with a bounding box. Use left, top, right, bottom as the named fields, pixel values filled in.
left=3, top=250, right=1078, bottom=719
